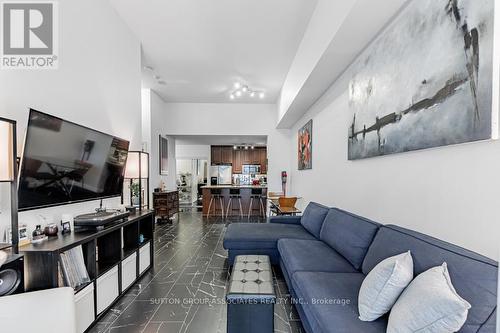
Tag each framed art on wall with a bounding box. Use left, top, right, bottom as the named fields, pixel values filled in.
left=348, top=0, right=498, bottom=160
left=298, top=120, right=312, bottom=170
left=159, top=135, right=168, bottom=175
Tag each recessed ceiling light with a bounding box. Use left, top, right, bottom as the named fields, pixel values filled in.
left=234, top=82, right=241, bottom=89
left=242, top=86, right=248, bottom=93
left=259, top=92, right=265, bottom=99
left=230, top=94, right=235, bottom=100
left=235, top=90, right=242, bottom=97
left=250, top=91, right=255, bottom=98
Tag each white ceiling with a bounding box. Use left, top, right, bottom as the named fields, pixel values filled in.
left=109, top=0, right=318, bottom=103
left=175, top=135, right=267, bottom=146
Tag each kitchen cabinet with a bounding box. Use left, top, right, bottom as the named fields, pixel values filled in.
left=250, top=149, right=260, bottom=164
left=233, top=150, right=242, bottom=173
left=258, top=148, right=267, bottom=174
left=241, top=149, right=251, bottom=164
left=211, top=145, right=267, bottom=174
left=211, top=146, right=222, bottom=165
left=221, top=146, right=233, bottom=165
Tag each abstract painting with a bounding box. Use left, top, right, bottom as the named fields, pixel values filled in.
left=159, top=135, right=168, bottom=175
left=298, top=120, right=312, bottom=170
left=348, top=0, right=497, bottom=160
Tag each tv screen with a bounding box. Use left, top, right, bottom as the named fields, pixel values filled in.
left=18, top=109, right=130, bottom=211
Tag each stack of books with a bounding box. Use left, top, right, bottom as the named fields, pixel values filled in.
left=59, top=246, right=91, bottom=289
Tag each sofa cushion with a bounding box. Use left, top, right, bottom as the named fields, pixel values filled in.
left=223, top=223, right=316, bottom=250
left=291, top=271, right=387, bottom=333
left=363, top=225, right=498, bottom=333
left=319, top=208, right=380, bottom=270
left=278, top=239, right=357, bottom=276
left=300, top=202, right=330, bottom=239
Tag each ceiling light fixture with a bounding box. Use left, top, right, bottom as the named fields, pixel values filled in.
left=228, top=82, right=265, bottom=101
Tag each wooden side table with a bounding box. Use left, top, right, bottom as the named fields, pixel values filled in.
left=153, top=190, right=179, bottom=223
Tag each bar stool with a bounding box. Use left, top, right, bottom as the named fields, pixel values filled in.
left=207, top=188, right=224, bottom=218
left=248, top=188, right=266, bottom=219
left=226, top=188, right=243, bottom=218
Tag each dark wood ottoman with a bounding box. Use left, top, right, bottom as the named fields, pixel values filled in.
left=226, top=255, right=276, bottom=333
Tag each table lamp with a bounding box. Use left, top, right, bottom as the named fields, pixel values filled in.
left=124, top=151, right=149, bottom=210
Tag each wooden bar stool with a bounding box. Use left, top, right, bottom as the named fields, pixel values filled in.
left=207, top=188, right=224, bottom=218
left=226, top=188, right=243, bottom=218
left=248, top=188, right=265, bottom=219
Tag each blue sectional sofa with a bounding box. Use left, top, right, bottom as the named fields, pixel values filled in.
left=223, top=202, right=498, bottom=333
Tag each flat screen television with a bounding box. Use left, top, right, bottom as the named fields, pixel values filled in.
left=18, top=109, right=130, bottom=211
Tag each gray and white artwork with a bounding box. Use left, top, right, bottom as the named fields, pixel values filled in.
left=348, top=0, right=496, bottom=160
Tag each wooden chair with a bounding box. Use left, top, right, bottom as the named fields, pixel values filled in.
left=268, top=192, right=284, bottom=216
left=278, top=196, right=297, bottom=208
left=278, top=197, right=299, bottom=216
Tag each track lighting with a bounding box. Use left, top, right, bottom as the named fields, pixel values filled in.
left=228, top=82, right=265, bottom=101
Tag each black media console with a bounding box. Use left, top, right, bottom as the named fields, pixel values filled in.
left=20, top=210, right=154, bottom=333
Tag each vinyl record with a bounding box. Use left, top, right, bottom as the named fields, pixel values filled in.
left=0, top=269, right=21, bottom=296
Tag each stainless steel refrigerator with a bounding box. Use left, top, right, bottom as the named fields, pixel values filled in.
left=209, top=165, right=232, bottom=185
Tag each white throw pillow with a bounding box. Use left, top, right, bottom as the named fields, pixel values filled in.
left=387, top=263, right=471, bottom=333
left=358, top=251, right=414, bottom=321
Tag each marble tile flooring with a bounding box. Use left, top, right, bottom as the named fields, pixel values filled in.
left=89, top=211, right=305, bottom=333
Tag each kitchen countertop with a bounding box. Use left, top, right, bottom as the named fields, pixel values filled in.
left=201, top=185, right=268, bottom=189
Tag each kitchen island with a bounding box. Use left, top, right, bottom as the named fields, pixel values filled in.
left=201, top=185, right=268, bottom=217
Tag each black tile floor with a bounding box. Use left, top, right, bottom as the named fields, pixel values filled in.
left=89, top=211, right=305, bottom=333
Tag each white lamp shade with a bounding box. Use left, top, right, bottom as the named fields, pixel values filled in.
left=0, top=121, right=14, bottom=182
left=124, top=151, right=149, bottom=179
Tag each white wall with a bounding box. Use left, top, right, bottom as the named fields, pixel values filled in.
left=158, top=103, right=291, bottom=192
left=147, top=90, right=177, bottom=191
left=176, top=145, right=210, bottom=161
left=0, top=0, right=141, bottom=237
left=278, top=0, right=356, bottom=122
left=287, top=55, right=500, bottom=260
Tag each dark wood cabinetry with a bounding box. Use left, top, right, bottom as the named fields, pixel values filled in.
left=153, top=190, right=179, bottom=222
left=221, top=146, right=233, bottom=164
left=210, top=145, right=267, bottom=174
left=241, top=149, right=251, bottom=164
left=211, top=146, right=222, bottom=165
left=259, top=148, right=268, bottom=174
left=233, top=150, right=242, bottom=173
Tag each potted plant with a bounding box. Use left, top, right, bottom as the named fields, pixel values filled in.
left=130, top=182, right=141, bottom=206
